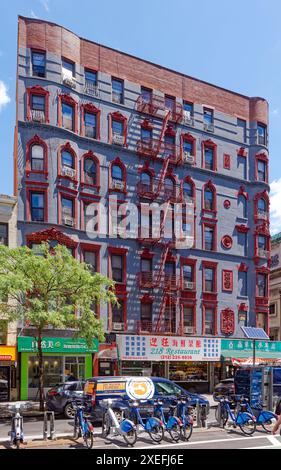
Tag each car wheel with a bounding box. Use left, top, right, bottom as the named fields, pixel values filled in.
left=64, top=402, right=76, bottom=419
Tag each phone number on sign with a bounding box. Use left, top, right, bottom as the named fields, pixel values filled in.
left=160, top=355, right=194, bottom=360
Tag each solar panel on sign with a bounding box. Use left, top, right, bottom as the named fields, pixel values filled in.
left=241, top=327, right=269, bottom=340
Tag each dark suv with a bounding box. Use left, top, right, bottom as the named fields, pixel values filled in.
left=46, top=381, right=85, bottom=418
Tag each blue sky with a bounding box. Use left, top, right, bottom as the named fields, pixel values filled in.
left=0, top=0, right=281, bottom=232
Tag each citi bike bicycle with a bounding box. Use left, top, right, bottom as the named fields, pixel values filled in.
left=235, top=396, right=277, bottom=433
left=218, top=396, right=256, bottom=435
left=175, top=396, right=193, bottom=441
left=8, top=403, right=24, bottom=449
left=101, top=397, right=137, bottom=446
left=72, top=399, right=95, bottom=449
left=128, top=399, right=164, bottom=443
left=153, top=398, right=182, bottom=442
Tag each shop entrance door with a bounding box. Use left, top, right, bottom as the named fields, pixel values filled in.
left=152, top=362, right=165, bottom=378
left=0, top=366, right=10, bottom=402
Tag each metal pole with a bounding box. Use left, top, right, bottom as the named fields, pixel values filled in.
left=196, top=399, right=201, bottom=428
left=253, top=339, right=256, bottom=368
left=43, top=412, right=48, bottom=440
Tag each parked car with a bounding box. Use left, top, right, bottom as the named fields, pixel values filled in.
left=46, top=381, right=85, bottom=419
left=83, top=376, right=210, bottom=423
left=213, top=378, right=235, bottom=401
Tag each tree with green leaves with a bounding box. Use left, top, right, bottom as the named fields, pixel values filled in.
left=0, top=243, right=117, bottom=410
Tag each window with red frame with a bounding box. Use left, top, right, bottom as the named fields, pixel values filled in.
left=183, top=139, right=193, bottom=155
left=141, top=127, right=152, bottom=142
left=140, top=303, right=152, bottom=324
left=111, top=163, right=125, bottom=191
left=61, top=102, right=74, bottom=131
left=257, top=159, right=267, bottom=182
left=204, top=187, right=215, bottom=211
left=204, top=267, right=215, bottom=292
left=258, top=197, right=267, bottom=217
left=238, top=194, right=247, bottom=219
left=183, top=180, right=193, bottom=199
left=205, top=307, right=215, bottom=335
left=84, top=250, right=97, bottom=273
left=112, top=300, right=125, bottom=324
left=30, top=192, right=45, bottom=222
left=164, top=177, right=175, bottom=199
left=182, top=264, right=194, bottom=289
left=111, top=254, right=124, bottom=283
left=84, top=157, right=97, bottom=186
left=204, top=147, right=215, bottom=170
left=61, top=149, right=74, bottom=171
left=61, top=197, right=74, bottom=226
left=257, top=273, right=267, bottom=297
left=31, top=144, right=44, bottom=171
left=84, top=111, right=97, bottom=139
left=30, top=94, right=45, bottom=122
left=164, top=133, right=175, bottom=157
left=183, top=306, right=194, bottom=330
left=204, top=226, right=215, bottom=251
left=140, top=171, right=153, bottom=192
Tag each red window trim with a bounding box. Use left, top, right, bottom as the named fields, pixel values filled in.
left=237, top=147, right=248, bottom=157
left=254, top=223, right=270, bottom=262
left=108, top=246, right=128, bottom=286
left=235, top=224, right=250, bottom=233
left=140, top=248, right=154, bottom=260
left=238, top=263, right=249, bottom=272
left=58, top=190, right=78, bottom=229
left=202, top=139, right=217, bottom=172
left=26, top=135, right=48, bottom=179
left=80, top=103, right=101, bottom=140
left=255, top=267, right=269, bottom=302
left=109, top=157, right=127, bottom=194
left=255, top=311, right=269, bottom=336
left=108, top=295, right=127, bottom=333
left=202, top=260, right=218, bottom=295
left=26, top=85, right=50, bottom=123
left=80, top=151, right=100, bottom=191
left=26, top=187, right=48, bottom=223
left=254, top=190, right=270, bottom=224
left=202, top=180, right=217, bottom=214
left=80, top=242, right=101, bottom=273
left=223, top=154, right=231, bottom=170
left=222, top=270, right=233, bottom=292
left=180, top=257, right=197, bottom=292
left=180, top=302, right=197, bottom=335
left=165, top=124, right=176, bottom=137
left=255, top=153, right=269, bottom=183
left=238, top=186, right=249, bottom=200
left=182, top=175, right=196, bottom=205
left=80, top=198, right=100, bottom=232
left=141, top=119, right=153, bottom=131
left=26, top=227, right=78, bottom=252
left=202, top=301, right=218, bottom=336
left=108, top=111, right=128, bottom=147
left=58, top=93, right=78, bottom=133
left=181, top=133, right=196, bottom=164
left=138, top=161, right=155, bottom=177
left=57, top=142, right=78, bottom=184
left=202, top=220, right=217, bottom=252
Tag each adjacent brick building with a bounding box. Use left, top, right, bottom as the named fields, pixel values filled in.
left=14, top=16, right=270, bottom=391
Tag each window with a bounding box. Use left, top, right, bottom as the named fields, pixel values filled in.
left=31, top=192, right=45, bottom=222
left=141, top=127, right=152, bottom=141
left=238, top=271, right=247, bottom=297
left=183, top=181, right=193, bottom=199
left=61, top=197, right=74, bottom=223
left=140, top=172, right=152, bottom=190
left=141, top=303, right=152, bottom=322
left=0, top=321, right=7, bottom=345
left=112, top=164, right=123, bottom=182
left=257, top=160, right=266, bottom=182
left=61, top=150, right=74, bottom=169
left=205, top=267, right=215, bottom=292
left=258, top=235, right=267, bottom=250
left=204, top=226, right=215, bottom=251
left=141, top=87, right=152, bottom=103
left=112, top=300, right=124, bottom=323
left=205, top=308, right=215, bottom=335
left=256, top=313, right=267, bottom=331
left=30, top=94, right=45, bottom=122
left=141, top=258, right=152, bottom=273
left=62, top=58, right=75, bottom=78
left=183, top=101, right=193, bottom=116
left=237, top=118, right=247, bottom=143
left=111, top=255, right=123, bottom=282
left=183, top=307, right=194, bottom=328
left=62, top=102, right=74, bottom=131
left=85, top=69, right=97, bottom=87
left=165, top=95, right=175, bottom=112
left=183, top=140, right=193, bottom=154
left=257, top=273, right=267, bottom=297
left=164, top=177, right=175, bottom=198
left=258, top=198, right=266, bottom=214
left=84, top=112, right=97, bottom=139
left=32, top=51, right=46, bottom=77
left=84, top=158, right=97, bottom=186
left=112, top=78, right=124, bottom=104
left=204, top=188, right=214, bottom=210
left=112, top=119, right=124, bottom=136
left=257, top=123, right=267, bottom=146
left=238, top=195, right=247, bottom=219
left=205, top=147, right=214, bottom=170
left=270, top=304, right=276, bottom=316
left=204, top=108, right=213, bottom=124
left=238, top=232, right=247, bottom=257
left=31, top=145, right=44, bottom=171
left=84, top=251, right=97, bottom=273
left=0, top=224, right=8, bottom=246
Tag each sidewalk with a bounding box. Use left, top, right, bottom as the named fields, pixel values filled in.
left=0, top=401, right=44, bottom=419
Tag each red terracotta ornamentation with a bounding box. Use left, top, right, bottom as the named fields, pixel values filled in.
left=222, top=235, right=233, bottom=249
left=221, top=308, right=235, bottom=335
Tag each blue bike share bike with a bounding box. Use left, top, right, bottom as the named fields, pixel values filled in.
left=218, top=396, right=256, bottom=435
left=153, top=398, right=182, bottom=442
left=72, top=398, right=94, bottom=449
left=128, top=399, right=164, bottom=443
left=175, top=396, right=193, bottom=441
left=236, top=395, right=277, bottom=433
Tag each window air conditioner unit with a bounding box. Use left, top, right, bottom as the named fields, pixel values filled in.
left=31, top=110, right=45, bottom=122
left=183, top=152, right=194, bottom=164
left=184, top=281, right=194, bottom=290
left=85, top=83, right=100, bottom=98
left=204, top=122, right=214, bottom=132
left=112, top=180, right=125, bottom=190
left=62, top=166, right=76, bottom=178
left=184, top=326, right=194, bottom=334
left=183, top=110, right=193, bottom=125
left=63, top=217, right=74, bottom=227
left=113, top=322, right=124, bottom=331
left=62, top=74, right=76, bottom=89
left=112, top=133, right=124, bottom=145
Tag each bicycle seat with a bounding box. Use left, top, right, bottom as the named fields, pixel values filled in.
left=129, top=400, right=139, bottom=407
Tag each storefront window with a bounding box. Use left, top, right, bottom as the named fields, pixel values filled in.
left=121, top=361, right=152, bottom=377
left=169, top=362, right=208, bottom=383
left=27, top=355, right=86, bottom=389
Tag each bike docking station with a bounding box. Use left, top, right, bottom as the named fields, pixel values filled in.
left=43, top=411, right=56, bottom=441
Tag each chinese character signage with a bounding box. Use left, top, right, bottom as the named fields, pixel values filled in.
left=221, top=339, right=281, bottom=359
left=18, top=336, right=99, bottom=353
left=116, top=335, right=221, bottom=362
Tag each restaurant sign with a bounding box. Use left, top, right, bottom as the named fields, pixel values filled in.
left=116, top=335, right=221, bottom=362
left=18, top=336, right=99, bottom=354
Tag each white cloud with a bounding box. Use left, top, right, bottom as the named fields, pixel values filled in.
left=30, top=10, right=39, bottom=18
left=270, top=179, right=281, bottom=235
left=39, top=0, right=50, bottom=12
left=272, top=108, right=279, bottom=116
left=0, top=81, right=11, bottom=112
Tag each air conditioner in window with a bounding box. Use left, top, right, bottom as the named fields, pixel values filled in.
left=113, top=322, right=124, bottom=331
left=183, top=110, right=193, bottom=125
left=112, top=180, right=125, bottom=191
left=112, top=133, right=124, bottom=145
left=62, top=166, right=76, bottom=178
left=184, top=281, right=194, bottom=290
left=63, top=216, right=74, bottom=227
left=31, top=110, right=45, bottom=122
left=258, top=249, right=269, bottom=258
left=183, top=152, right=194, bottom=164
left=62, top=74, right=76, bottom=89
left=204, top=122, right=214, bottom=132
left=85, top=83, right=100, bottom=98
left=184, top=326, right=194, bottom=334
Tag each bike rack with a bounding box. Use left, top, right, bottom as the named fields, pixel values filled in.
left=195, top=400, right=202, bottom=428
left=43, top=411, right=56, bottom=441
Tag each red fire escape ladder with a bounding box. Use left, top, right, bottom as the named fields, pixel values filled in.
left=156, top=109, right=171, bottom=155
left=155, top=156, right=171, bottom=197
left=155, top=293, right=168, bottom=333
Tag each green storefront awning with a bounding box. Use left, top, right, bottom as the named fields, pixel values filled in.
left=221, top=339, right=281, bottom=360
left=18, top=336, right=99, bottom=354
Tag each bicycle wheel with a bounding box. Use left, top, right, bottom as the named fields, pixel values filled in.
left=182, top=422, right=193, bottom=441
left=15, top=439, right=20, bottom=449
left=262, top=419, right=276, bottom=433
left=123, top=428, right=137, bottom=446
left=239, top=417, right=256, bottom=436
left=73, top=417, right=80, bottom=440
left=102, top=412, right=111, bottom=438
left=168, top=423, right=181, bottom=442
left=216, top=405, right=228, bottom=426
left=147, top=418, right=164, bottom=443
left=84, top=432, right=94, bottom=449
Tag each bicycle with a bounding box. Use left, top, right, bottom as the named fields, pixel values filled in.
left=128, top=399, right=164, bottom=443
left=236, top=396, right=278, bottom=433
left=8, top=403, right=24, bottom=449
left=218, top=397, right=256, bottom=435
left=101, top=398, right=137, bottom=446
left=175, top=396, right=193, bottom=441
left=72, top=399, right=94, bottom=449
left=153, top=398, right=182, bottom=442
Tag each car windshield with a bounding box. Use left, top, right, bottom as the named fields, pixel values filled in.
left=155, top=381, right=182, bottom=396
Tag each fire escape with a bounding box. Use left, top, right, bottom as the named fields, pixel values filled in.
left=136, top=97, right=187, bottom=335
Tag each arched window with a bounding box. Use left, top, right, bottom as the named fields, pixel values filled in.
left=31, top=145, right=44, bottom=171
left=258, top=198, right=266, bottom=213
left=140, top=172, right=152, bottom=190
left=183, top=181, right=193, bottom=199
left=112, top=164, right=123, bottom=181
left=61, top=150, right=74, bottom=169
left=204, top=188, right=214, bottom=211
left=164, top=177, right=175, bottom=198
left=84, top=158, right=97, bottom=186
left=238, top=194, right=247, bottom=218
